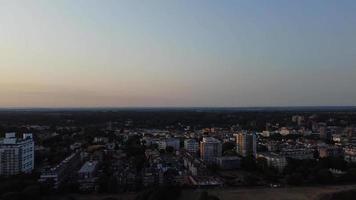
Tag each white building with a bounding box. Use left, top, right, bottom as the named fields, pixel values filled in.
left=0, top=133, right=34, bottom=176
left=184, top=139, right=199, bottom=155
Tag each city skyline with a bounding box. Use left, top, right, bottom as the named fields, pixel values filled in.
left=1, top=0, right=356, bottom=107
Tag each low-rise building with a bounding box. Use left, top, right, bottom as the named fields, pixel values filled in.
left=216, top=156, right=241, bottom=170
left=78, top=161, right=99, bottom=191
left=39, top=152, right=81, bottom=189
left=279, top=148, right=314, bottom=160
left=188, top=176, right=223, bottom=187
left=318, top=145, right=343, bottom=158
left=344, top=145, right=356, bottom=163
left=257, top=152, right=287, bottom=172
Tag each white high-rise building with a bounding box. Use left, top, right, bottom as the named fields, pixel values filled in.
left=0, top=133, right=34, bottom=176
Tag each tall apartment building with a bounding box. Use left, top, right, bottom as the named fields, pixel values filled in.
left=0, top=133, right=34, bottom=176
left=236, top=132, right=256, bottom=157
left=200, top=137, right=222, bottom=164
left=184, top=139, right=199, bottom=155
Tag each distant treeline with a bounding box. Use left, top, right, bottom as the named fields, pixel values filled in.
left=0, top=110, right=355, bottom=130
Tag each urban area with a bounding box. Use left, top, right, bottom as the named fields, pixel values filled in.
left=0, top=108, right=356, bottom=200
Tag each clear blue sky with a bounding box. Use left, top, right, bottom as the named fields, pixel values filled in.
left=0, top=0, right=355, bottom=107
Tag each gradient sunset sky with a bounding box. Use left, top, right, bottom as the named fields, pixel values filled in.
left=1, top=0, right=355, bottom=107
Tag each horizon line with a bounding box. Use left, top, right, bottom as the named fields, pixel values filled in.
left=0, top=105, right=356, bottom=110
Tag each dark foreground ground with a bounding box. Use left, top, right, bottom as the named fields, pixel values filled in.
left=179, top=185, right=356, bottom=200
left=50, top=184, right=356, bottom=200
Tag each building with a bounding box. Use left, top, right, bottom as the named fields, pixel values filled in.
left=279, top=128, right=290, bottom=136
left=216, top=156, right=241, bottom=170
left=292, top=115, right=304, bottom=126
left=188, top=176, right=223, bottom=187
left=78, top=161, right=99, bottom=191
left=279, top=148, right=314, bottom=160
left=256, top=153, right=287, bottom=172
left=0, top=133, right=34, bottom=176
left=344, top=145, right=356, bottom=163
left=182, top=151, right=208, bottom=176
left=142, top=167, right=162, bottom=187
left=78, top=161, right=99, bottom=179
left=184, top=139, right=199, bottom=155
left=318, top=145, right=343, bottom=158
left=39, top=152, right=81, bottom=189
left=158, top=138, right=180, bottom=151
left=200, top=137, right=222, bottom=164
left=236, top=132, right=256, bottom=157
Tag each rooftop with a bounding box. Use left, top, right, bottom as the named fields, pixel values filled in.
left=79, top=161, right=99, bottom=173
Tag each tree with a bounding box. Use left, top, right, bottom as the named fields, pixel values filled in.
left=107, top=176, right=118, bottom=193
left=199, top=191, right=208, bottom=200
left=222, top=142, right=235, bottom=154
left=198, top=191, right=221, bottom=200
left=224, top=149, right=237, bottom=156
left=287, top=173, right=303, bottom=185
left=256, top=157, right=268, bottom=171
left=241, top=156, right=257, bottom=171
left=244, top=175, right=259, bottom=186
left=208, top=195, right=221, bottom=200
left=1, top=192, right=21, bottom=200
left=21, top=185, right=41, bottom=199
left=102, top=198, right=119, bottom=200
left=98, top=174, right=109, bottom=193
left=208, top=163, right=219, bottom=173
left=166, top=146, right=174, bottom=154
left=316, top=169, right=333, bottom=184
left=346, top=168, right=356, bottom=181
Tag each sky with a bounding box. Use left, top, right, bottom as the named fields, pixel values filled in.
left=0, top=0, right=355, bottom=107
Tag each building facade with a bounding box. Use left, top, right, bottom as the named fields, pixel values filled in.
left=200, top=137, right=222, bottom=164
left=216, top=156, right=241, bottom=170
left=158, top=138, right=180, bottom=151
left=236, top=132, right=256, bottom=157
left=184, top=139, right=199, bottom=155
left=344, top=145, right=356, bottom=163
left=256, top=152, right=287, bottom=172
left=0, top=133, right=34, bottom=176
left=39, top=151, right=81, bottom=189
